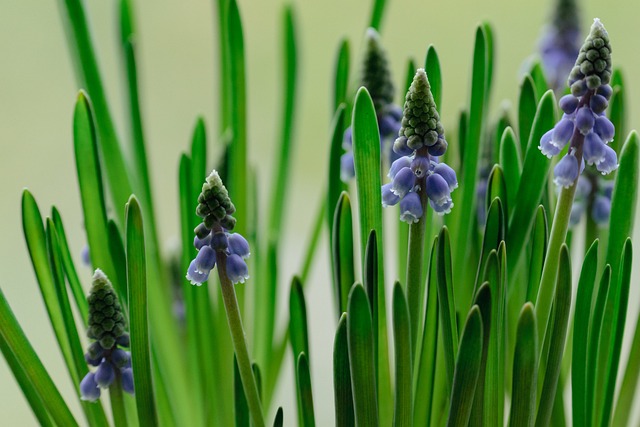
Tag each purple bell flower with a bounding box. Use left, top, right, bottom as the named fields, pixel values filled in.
left=340, top=152, right=355, bottom=182
left=539, top=130, right=561, bottom=158
left=382, top=183, right=400, bottom=207
left=559, top=95, right=579, bottom=114
left=80, top=372, right=101, bottom=401
left=388, top=156, right=412, bottom=179
left=226, top=254, right=249, bottom=284
left=426, top=173, right=452, bottom=207
left=391, top=167, right=416, bottom=197
left=121, top=368, right=135, bottom=395
left=399, top=192, right=423, bottom=224
left=583, top=132, right=607, bottom=165
left=194, top=246, right=216, bottom=273
left=95, top=360, right=116, bottom=388
left=228, top=233, right=250, bottom=259
left=430, top=198, right=453, bottom=216
left=592, top=194, right=611, bottom=224
left=186, top=260, right=209, bottom=286
left=553, top=151, right=580, bottom=188
left=575, top=107, right=595, bottom=135
left=596, top=145, right=618, bottom=175
left=594, top=116, right=615, bottom=142
left=433, top=162, right=458, bottom=191
left=552, top=118, right=575, bottom=148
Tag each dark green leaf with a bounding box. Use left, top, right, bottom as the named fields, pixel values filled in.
left=517, top=76, right=538, bottom=157
left=608, top=69, right=626, bottom=155
left=332, top=192, right=356, bottom=315
left=272, top=408, right=284, bottom=427
left=334, top=314, right=355, bottom=427
left=499, top=127, right=522, bottom=211
left=290, top=277, right=310, bottom=364
left=474, top=198, right=505, bottom=296
left=296, top=353, right=315, bottom=427
left=347, top=285, right=379, bottom=427
left=526, top=206, right=548, bottom=303
left=446, top=306, right=483, bottom=427
left=368, top=0, right=387, bottom=30
left=425, top=45, right=442, bottom=109
left=327, top=106, right=347, bottom=240
left=392, top=282, right=412, bottom=427
left=235, top=356, right=250, bottom=427
left=334, top=41, right=350, bottom=112
left=509, top=303, right=537, bottom=427
left=507, top=90, right=556, bottom=276
left=436, top=226, right=458, bottom=390
left=486, top=166, right=508, bottom=224
left=125, top=196, right=158, bottom=427
left=469, top=283, right=491, bottom=427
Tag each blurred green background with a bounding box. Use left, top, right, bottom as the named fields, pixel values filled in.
left=1, top=0, right=639, bottom=424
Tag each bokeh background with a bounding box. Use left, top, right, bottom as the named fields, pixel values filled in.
left=1, top=0, right=639, bottom=424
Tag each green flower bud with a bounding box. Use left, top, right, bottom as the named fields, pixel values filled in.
left=568, top=19, right=612, bottom=88
left=196, top=170, right=237, bottom=231
left=396, top=69, right=444, bottom=151
left=360, top=28, right=395, bottom=114
left=87, top=270, right=127, bottom=350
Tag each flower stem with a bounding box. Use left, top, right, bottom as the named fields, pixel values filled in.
left=217, top=253, right=265, bottom=427
left=110, top=374, right=128, bottom=427
left=406, top=177, right=428, bottom=361
left=534, top=164, right=580, bottom=344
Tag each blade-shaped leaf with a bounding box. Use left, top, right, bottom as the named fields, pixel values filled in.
left=332, top=192, right=356, bottom=315
left=334, top=42, right=350, bottom=112
left=517, top=76, right=538, bottom=157
left=424, top=45, right=442, bottom=110
left=509, top=303, right=537, bottom=427
left=392, top=282, right=412, bottom=427
left=526, top=206, right=548, bottom=303
left=436, top=227, right=458, bottom=390
left=296, top=353, right=316, bottom=427
left=499, top=127, right=522, bottom=211
left=469, top=283, right=491, bottom=427
left=334, top=313, right=355, bottom=427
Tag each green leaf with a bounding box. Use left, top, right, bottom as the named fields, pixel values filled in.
left=404, top=58, right=417, bottom=94
left=125, top=196, right=158, bottom=427
left=333, top=314, right=355, bottom=427
left=599, top=239, right=633, bottom=427
left=327, top=106, right=348, bottom=237
left=474, top=198, right=505, bottom=295
left=509, top=303, right=537, bottom=427
left=446, top=306, right=483, bottom=427
left=296, top=353, right=316, bottom=427
left=392, top=282, right=412, bottom=427
left=51, top=207, right=88, bottom=324
left=507, top=90, right=556, bottom=276
left=526, top=206, right=548, bottom=303
left=107, top=220, right=128, bottom=308
left=486, top=166, right=509, bottom=224
left=59, top=0, right=133, bottom=225
left=363, top=231, right=379, bottom=381
left=535, top=245, right=571, bottom=427
left=451, top=25, right=488, bottom=289
left=332, top=192, right=356, bottom=315
left=0, top=287, right=78, bottom=426
left=586, top=265, right=611, bottom=427
left=272, top=408, right=284, bottom=427
left=334, top=41, right=350, bottom=112
left=352, top=87, right=390, bottom=422
left=482, top=22, right=494, bottom=99
left=413, top=236, right=439, bottom=427
left=290, top=277, right=310, bottom=364
left=517, top=76, right=538, bottom=157
left=605, top=131, right=638, bottom=287
left=469, top=283, right=491, bottom=427
left=46, top=221, right=109, bottom=427
left=268, top=5, right=298, bottom=242
left=235, top=356, right=250, bottom=427
left=73, top=92, right=119, bottom=293
left=368, top=0, right=387, bottom=30
left=499, top=127, right=522, bottom=211
left=347, top=285, right=379, bottom=427
left=226, top=0, right=248, bottom=237
left=424, top=45, right=442, bottom=110
left=529, top=62, right=549, bottom=99
left=120, top=0, right=157, bottom=243
left=436, top=226, right=458, bottom=391
left=571, top=240, right=599, bottom=427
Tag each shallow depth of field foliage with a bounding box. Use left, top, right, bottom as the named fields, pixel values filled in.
left=1, top=0, right=640, bottom=426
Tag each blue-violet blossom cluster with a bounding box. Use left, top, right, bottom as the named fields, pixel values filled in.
left=382, top=68, right=458, bottom=222
left=539, top=19, right=617, bottom=188
left=539, top=0, right=582, bottom=92
left=80, top=269, right=133, bottom=401
left=341, top=28, right=402, bottom=181
left=570, top=176, right=614, bottom=226
left=186, top=170, right=250, bottom=285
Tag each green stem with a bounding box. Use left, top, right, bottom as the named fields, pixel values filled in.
left=300, top=199, right=326, bottom=284
left=217, top=253, right=266, bottom=427
left=534, top=164, right=579, bottom=344
left=110, top=374, right=128, bottom=427
left=406, top=177, right=428, bottom=361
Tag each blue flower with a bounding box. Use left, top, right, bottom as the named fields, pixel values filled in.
left=540, top=19, right=617, bottom=186
left=187, top=170, right=251, bottom=286
left=381, top=69, right=457, bottom=223
left=568, top=176, right=614, bottom=227
left=80, top=270, right=134, bottom=401
left=226, top=254, right=250, bottom=284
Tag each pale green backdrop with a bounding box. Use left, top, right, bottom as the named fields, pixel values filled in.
left=1, top=0, right=639, bottom=425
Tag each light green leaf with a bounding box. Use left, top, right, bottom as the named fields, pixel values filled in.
left=334, top=41, right=350, bottom=112
left=436, top=226, right=458, bottom=391
left=368, top=0, right=387, bottom=30
left=608, top=69, right=626, bottom=155
left=474, top=198, right=505, bottom=296
left=332, top=192, right=356, bottom=315
left=499, top=127, right=522, bottom=211
left=486, top=166, right=508, bottom=223
left=526, top=206, right=548, bottom=303
left=535, top=245, right=571, bottom=427
left=517, top=76, right=538, bottom=157
left=290, top=276, right=310, bottom=364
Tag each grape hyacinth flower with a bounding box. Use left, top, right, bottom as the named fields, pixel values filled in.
left=341, top=28, right=403, bottom=181
left=539, top=19, right=617, bottom=187
left=79, top=269, right=133, bottom=401
left=539, top=0, right=582, bottom=92
left=569, top=175, right=614, bottom=226
left=186, top=170, right=250, bottom=285
left=382, top=68, right=458, bottom=221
